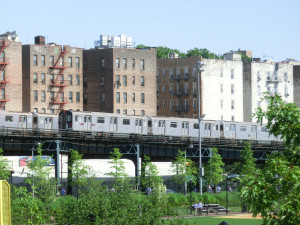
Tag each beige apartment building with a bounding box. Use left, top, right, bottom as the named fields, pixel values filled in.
left=0, top=32, right=22, bottom=111
left=22, top=36, right=83, bottom=114
left=83, top=47, right=157, bottom=116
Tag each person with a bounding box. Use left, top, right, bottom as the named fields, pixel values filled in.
left=228, top=186, right=232, bottom=193
left=193, top=202, right=199, bottom=216
left=216, top=185, right=221, bottom=193
left=146, top=187, right=152, bottom=195
left=61, top=187, right=66, bottom=196
left=197, top=201, right=203, bottom=214
left=207, top=185, right=212, bottom=193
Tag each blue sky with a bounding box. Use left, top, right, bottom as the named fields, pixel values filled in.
left=2, top=0, right=299, bottom=61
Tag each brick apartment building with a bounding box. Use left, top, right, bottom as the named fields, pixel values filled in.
left=0, top=32, right=22, bottom=111
left=83, top=47, right=157, bottom=116
left=22, top=36, right=83, bottom=114
left=157, top=56, right=244, bottom=122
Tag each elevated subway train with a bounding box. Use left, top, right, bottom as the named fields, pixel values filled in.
left=58, top=110, right=278, bottom=141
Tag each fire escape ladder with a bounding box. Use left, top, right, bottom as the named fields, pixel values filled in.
left=49, top=46, right=69, bottom=111
left=0, top=40, right=9, bottom=110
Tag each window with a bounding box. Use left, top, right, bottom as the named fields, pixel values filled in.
left=231, top=116, right=235, bottom=121
left=101, top=58, right=105, bottom=68
left=123, top=92, right=127, bottom=103
left=231, top=84, right=235, bottom=94
left=68, top=57, right=72, bottom=67
left=240, top=126, right=247, bottom=131
left=169, top=69, right=173, bottom=78
left=76, top=92, right=80, bottom=103
left=34, top=90, right=38, bottom=101
left=194, top=123, right=199, bottom=129
left=116, top=109, right=120, bottom=114
left=132, top=93, right=135, bottom=102
left=41, top=91, right=45, bottom=102
left=33, top=73, right=38, bottom=83
left=116, top=75, right=120, bottom=86
left=170, top=122, right=177, bottom=128
left=33, top=108, right=38, bottom=113
left=184, top=83, right=189, bottom=94
left=132, top=76, right=135, bottom=85
left=140, top=59, right=145, bottom=70
left=162, top=84, right=166, bottom=92
left=261, top=126, right=267, bottom=132
left=97, top=117, right=105, bottom=123
left=220, top=68, right=223, bottom=77
left=123, top=58, right=127, bottom=69
left=123, top=75, right=127, bottom=86
left=231, top=69, right=234, bottom=79
left=231, top=100, right=235, bottom=110
left=75, top=57, right=80, bottom=68
left=50, top=56, right=54, bottom=66
left=0, top=51, right=4, bottom=58
left=123, top=109, right=127, bottom=115
left=220, top=84, right=223, bottom=93
left=41, top=73, right=45, bottom=84
left=116, top=92, right=120, bottom=103
left=141, top=93, right=145, bottom=104
left=220, top=99, right=223, bottom=109
left=257, top=71, right=261, bottom=81
left=76, top=75, right=80, bottom=85
left=116, top=58, right=120, bottom=68
left=132, top=59, right=135, bottom=68
left=185, top=99, right=189, bottom=109
left=60, top=91, right=64, bottom=102
left=193, top=98, right=197, bottom=109
left=101, top=92, right=105, bottom=102
left=0, top=70, right=4, bottom=81
left=50, top=91, right=54, bottom=101
left=141, top=76, right=144, bottom=86
left=193, top=82, right=197, bottom=94
left=5, top=116, right=13, bottom=122
left=41, top=55, right=45, bottom=66
left=162, top=100, right=166, bottom=107
left=162, top=69, right=166, bottom=76
left=141, top=110, right=145, bottom=116
left=170, top=84, right=174, bottom=92
left=33, top=55, right=37, bottom=66
left=257, top=85, right=261, bottom=95
left=69, top=74, right=73, bottom=85
left=193, top=67, right=196, bottom=78
left=101, top=76, right=104, bottom=85
left=50, top=109, right=54, bottom=114
left=132, top=110, right=135, bottom=115
left=69, top=92, right=73, bottom=102
left=284, top=72, right=288, bottom=82
left=170, top=100, right=174, bottom=110
left=123, top=119, right=130, bottom=125
left=41, top=108, right=46, bottom=113
left=50, top=73, right=54, bottom=84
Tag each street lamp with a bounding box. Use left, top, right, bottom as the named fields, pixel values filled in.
left=197, top=60, right=205, bottom=194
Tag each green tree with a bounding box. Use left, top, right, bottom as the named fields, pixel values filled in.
left=240, top=142, right=256, bottom=176
left=26, top=145, right=57, bottom=212
left=140, top=155, right=163, bottom=190
left=186, top=48, right=221, bottom=59
left=0, top=148, right=10, bottom=180
left=204, top=148, right=225, bottom=192
left=68, top=149, right=91, bottom=197
left=136, top=44, right=186, bottom=58
left=241, top=94, right=300, bottom=225
left=171, top=150, right=198, bottom=193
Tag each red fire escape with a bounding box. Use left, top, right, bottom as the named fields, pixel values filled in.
left=0, top=40, right=9, bottom=110
left=49, top=46, right=69, bottom=111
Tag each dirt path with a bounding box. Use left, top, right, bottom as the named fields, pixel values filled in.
left=215, top=213, right=262, bottom=219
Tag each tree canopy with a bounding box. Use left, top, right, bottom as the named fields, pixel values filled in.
left=241, top=94, right=300, bottom=225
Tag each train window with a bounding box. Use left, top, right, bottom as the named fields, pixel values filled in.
left=251, top=126, right=257, bottom=132
left=123, top=119, right=130, bottom=125
left=261, top=126, right=267, bottom=132
left=148, top=120, right=152, bottom=127
left=158, top=121, right=165, bottom=127
left=97, top=117, right=105, bottom=123
left=205, top=124, right=211, bottom=130
left=33, top=117, right=38, bottom=124
left=240, top=126, right=247, bottom=131
left=5, top=116, right=13, bottom=122
left=67, top=115, right=72, bottom=122
left=215, top=125, right=219, bottom=130
left=194, top=123, right=199, bottom=129
left=170, top=122, right=177, bottom=128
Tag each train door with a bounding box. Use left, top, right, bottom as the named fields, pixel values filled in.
left=33, top=116, right=38, bottom=130
left=220, top=124, right=224, bottom=138
left=18, top=115, right=27, bottom=129
left=135, top=119, right=143, bottom=134
left=158, top=120, right=165, bottom=135
left=84, top=116, right=92, bottom=131
left=45, top=117, right=53, bottom=130
left=181, top=121, right=189, bottom=136
left=251, top=125, right=257, bottom=139
left=230, top=124, right=236, bottom=138
left=109, top=117, right=117, bottom=132
left=204, top=123, right=211, bottom=137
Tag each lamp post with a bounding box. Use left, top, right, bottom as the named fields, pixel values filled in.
left=197, top=60, right=205, bottom=194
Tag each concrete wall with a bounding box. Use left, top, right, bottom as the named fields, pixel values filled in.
left=293, top=66, right=300, bottom=107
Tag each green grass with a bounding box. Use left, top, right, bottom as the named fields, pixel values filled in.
left=182, top=217, right=262, bottom=225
